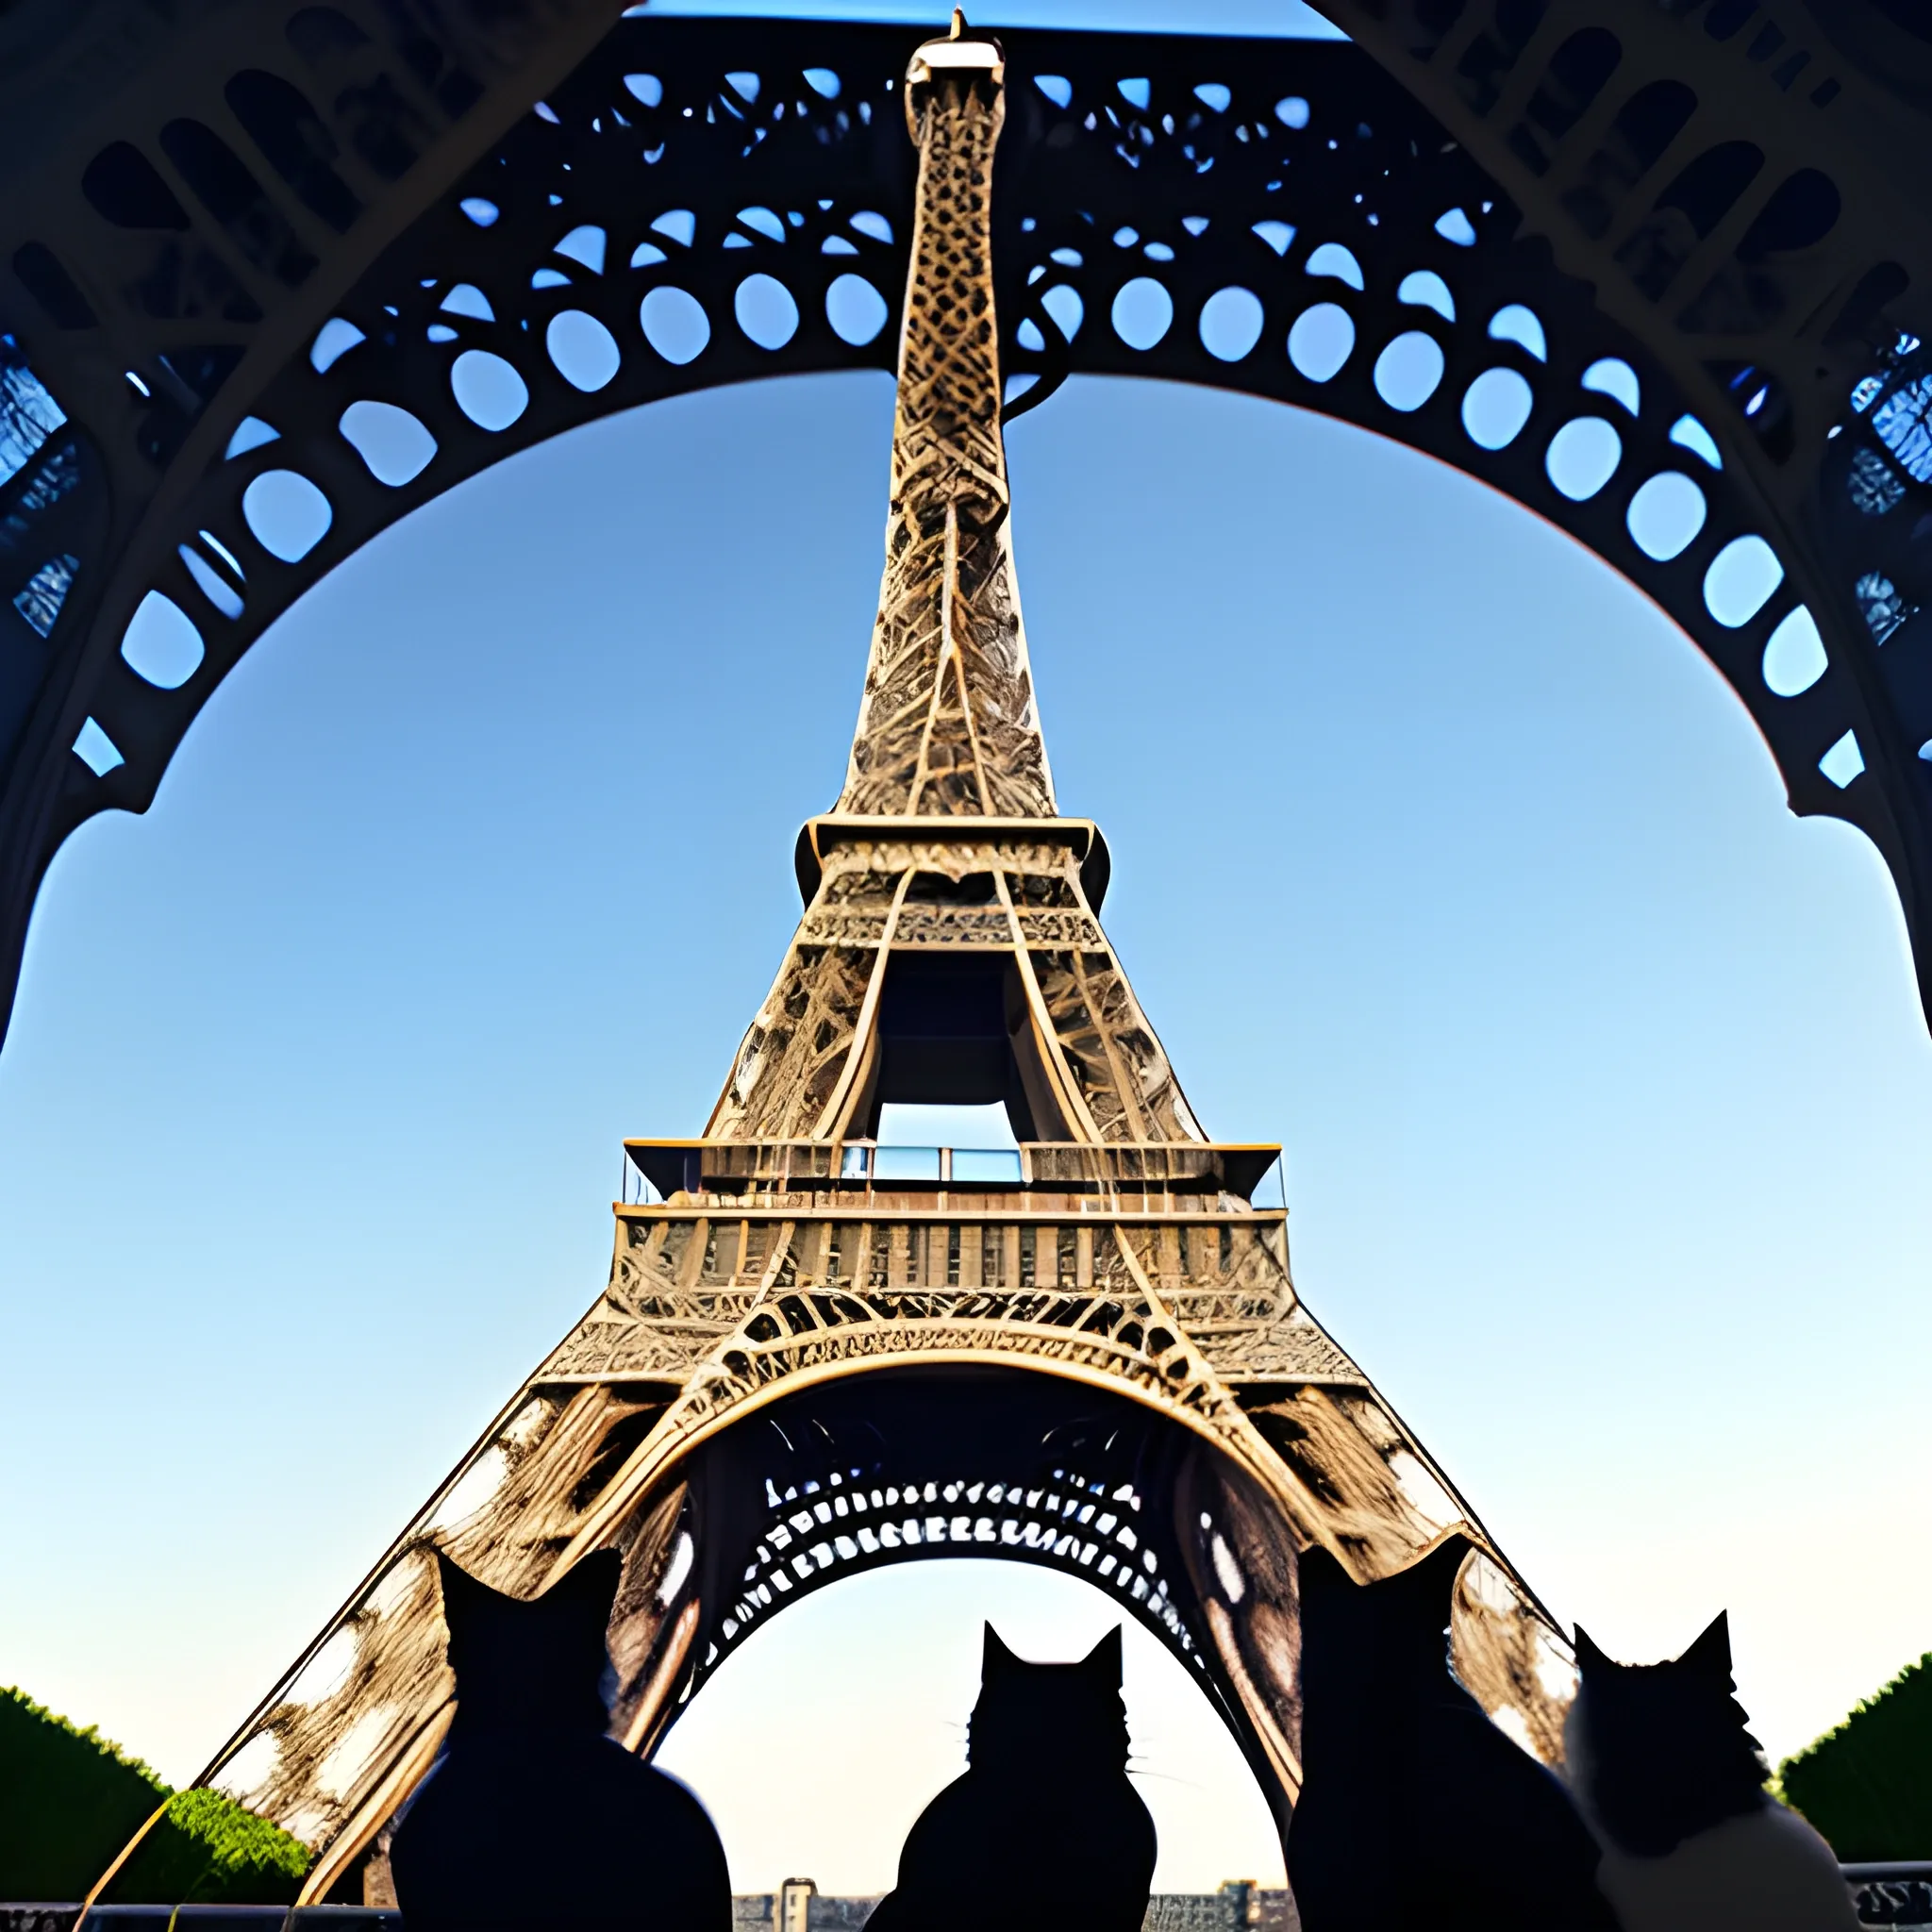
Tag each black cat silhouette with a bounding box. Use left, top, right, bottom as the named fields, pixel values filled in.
left=1288, top=1534, right=1617, bottom=1932
left=865, top=1624, right=1156, bottom=1932
left=390, top=1549, right=730, bottom=1932
left=1569, top=1614, right=1857, bottom=1931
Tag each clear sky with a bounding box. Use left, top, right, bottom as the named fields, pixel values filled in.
left=4, top=0, right=1931, bottom=1900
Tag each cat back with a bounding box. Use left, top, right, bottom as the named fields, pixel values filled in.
left=866, top=1624, right=1157, bottom=1932
left=390, top=1551, right=730, bottom=1932
left=1570, top=1616, right=1857, bottom=1932
left=1289, top=1535, right=1615, bottom=1932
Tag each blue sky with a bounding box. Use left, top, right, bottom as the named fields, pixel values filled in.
left=4, top=0, right=1931, bottom=1899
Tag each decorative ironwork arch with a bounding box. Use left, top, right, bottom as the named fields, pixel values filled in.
left=220, top=1351, right=1527, bottom=1896
left=660, top=1370, right=1237, bottom=1724
left=4, top=8, right=1932, bottom=1046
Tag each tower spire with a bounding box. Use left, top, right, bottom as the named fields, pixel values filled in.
left=698, top=13, right=1193, bottom=1148
left=837, top=17, right=1054, bottom=821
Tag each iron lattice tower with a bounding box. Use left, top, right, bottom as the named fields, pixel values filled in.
left=103, top=20, right=1585, bottom=1907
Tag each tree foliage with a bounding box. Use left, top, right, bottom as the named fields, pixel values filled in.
left=0, top=1686, right=311, bottom=1904
left=1780, top=1652, right=1932, bottom=1860
left=0, top=1687, right=167, bottom=1900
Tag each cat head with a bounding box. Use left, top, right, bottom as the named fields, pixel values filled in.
left=437, top=1548, right=621, bottom=1736
left=1568, top=1612, right=1769, bottom=1856
left=1296, top=1533, right=1474, bottom=1716
left=967, top=1624, right=1130, bottom=1773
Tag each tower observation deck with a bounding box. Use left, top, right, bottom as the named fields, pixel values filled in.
left=120, top=17, right=1583, bottom=1908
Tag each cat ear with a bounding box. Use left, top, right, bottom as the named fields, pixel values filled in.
left=1679, top=1610, right=1732, bottom=1678
left=1572, top=1624, right=1610, bottom=1675
left=1410, top=1531, right=1474, bottom=1603
left=1293, top=1542, right=1346, bottom=1599
left=549, top=1547, right=623, bottom=1623
left=1374, top=1532, right=1471, bottom=1635
left=1082, top=1626, right=1124, bottom=1685
left=983, top=1624, right=1019, bottom=1675
left=435, top=1550, right=488, bottom=1624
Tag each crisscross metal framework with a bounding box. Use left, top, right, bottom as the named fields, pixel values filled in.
left=3, top=4, right=1932, bottom=1041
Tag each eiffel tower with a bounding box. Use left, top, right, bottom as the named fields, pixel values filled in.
left=125, top=16, right=1583, bottom=1908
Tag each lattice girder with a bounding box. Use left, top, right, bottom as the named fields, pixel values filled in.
left=840, top=38, right=1054, bottom=820
left=196, top=1219, right=1565, bottom=1903
left=708, top=825, right=1201, bottom=1145
left=1309, top=0, right=1932, bottom=1036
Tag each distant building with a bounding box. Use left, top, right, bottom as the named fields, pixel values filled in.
left=1145, top=1881, right=1300, bottom=1931
left=733, top=1884, right=880, bottom=1930
left=732, top=1881, right=1299, bottom=1930
left=1145, top=1892, right=1237, bottom=1931
left=805, top=1896, right=877, bottom=1931
left=775, top=1877, right=815, bottom=1932
left=1251, top=1888, right=1303, bottom=1931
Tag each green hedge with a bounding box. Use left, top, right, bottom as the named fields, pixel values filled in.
left=0, top=1688, right=165, bottom=1900
left=116, top=1789, right=313, bottom=1905
left=0, top=1687, right=311, bottom=1904
left=1780, top=1651, right=1932, bottom=1860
